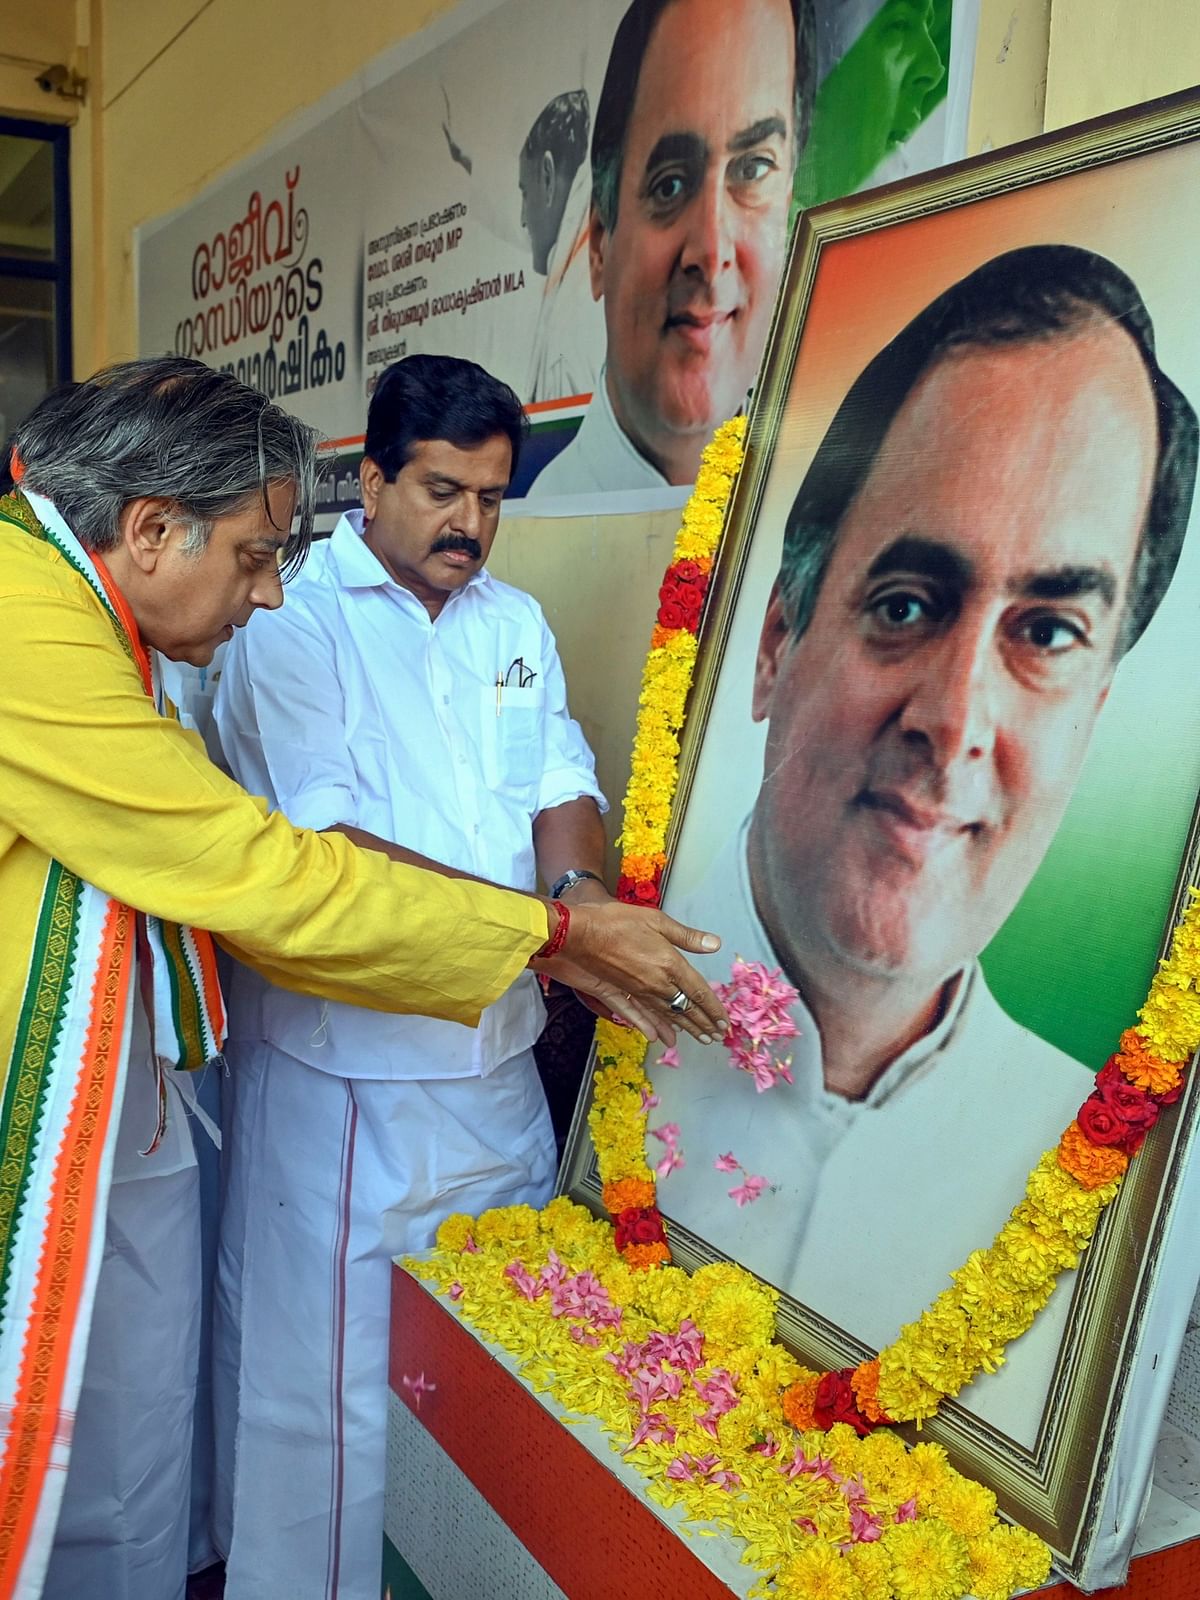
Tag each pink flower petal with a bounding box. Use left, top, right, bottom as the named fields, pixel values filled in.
left=714, top=1152, right=740, bottom=1173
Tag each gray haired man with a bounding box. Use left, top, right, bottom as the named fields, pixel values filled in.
left=0, top=356, right=725, bottom=1600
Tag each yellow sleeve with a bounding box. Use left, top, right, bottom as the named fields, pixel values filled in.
left=0, top=584, right=548, bottom=1024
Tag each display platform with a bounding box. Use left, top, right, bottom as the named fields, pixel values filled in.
left=383, top=1267, right=1200, bottom=1600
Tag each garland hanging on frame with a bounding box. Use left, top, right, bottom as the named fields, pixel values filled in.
left=409, top=418, right=1199, bottom=1600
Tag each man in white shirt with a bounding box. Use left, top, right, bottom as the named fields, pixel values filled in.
left=213, top=355, right=616, bottom=1600
left=527, top=0, right=816, bottom=497
left=645, top=245, right=1199, bottom=1439
left=520, top=91, right=601, bottom=404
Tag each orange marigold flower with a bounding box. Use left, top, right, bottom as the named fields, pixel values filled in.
left=622, top=1241, right=671, bottom=1270
left=781, top=1374, right=821, bottom=1431
left=1058, top=1120, right=1130, bottom=1190
left=619, top=852, right=667, bottom=882
left=1113, top=1028, right=1185, bottom=1093
left=850, top=1359, right=893, bottom=1425
left=603, top=1177, right=656, bottom=1213
left=649, top=624, right=674, bottom=650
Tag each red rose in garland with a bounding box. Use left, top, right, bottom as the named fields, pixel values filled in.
left=614, top=1206, right=667, bottom=1251
left=812, top=1368, right=875, bottom=1437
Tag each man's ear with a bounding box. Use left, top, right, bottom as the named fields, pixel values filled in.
left=360, top=456, right=386, bottom=520
left=587, top=203, right=607, bottom=303
left=118, top=498, right=177, bottom=573
left=541, top=150, right=556, bottom=206
left=752, top=581, right=792, bottom=724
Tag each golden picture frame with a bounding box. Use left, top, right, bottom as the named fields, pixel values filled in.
left=563, top=87, right=1200, bottom=1587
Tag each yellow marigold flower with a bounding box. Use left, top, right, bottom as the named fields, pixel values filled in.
left=845, top=1541, right=893, bottom=1600
left=883, top=1519, right=972, bottom=1600
left=992, top=1217, right=1077, bottom=1281
left=997, top=1522, right=1054, bottom=1587
left=892, top=1441, right=952, bottom=1506
left=1019, top=1151, right=1116, bottom=1243
left=776, top=1540, right=860, bottom=1600
left=690, top=1263, right=778, bottom=1354
left=1114, top=1026, right=1186, bottom=1085
left=930, top=1474, right=997, bottom=1538
left=966, top=1532, right=1022, bottom=1600
left=1057, top=1120, right=1130, bottom=1190
left=875, top=1354, right=942, bottom=1425
left=473, top=1204, right=543, bottom=1248
left=692, top=463, right=733, bottom=504
left=967, top=1524, right=1052, bottom=1599
left=435, top=1213, right=478, bottom=1252
left=1139, top=982, right=1200, bottom=1063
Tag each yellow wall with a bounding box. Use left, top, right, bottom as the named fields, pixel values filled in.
left=0, top=0, right=78, bottom=122
left=4, top=0, right=1200, bottom=864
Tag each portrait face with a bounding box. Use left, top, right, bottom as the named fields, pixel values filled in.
left=124, top=481, right=294, bottom=667
left=519, top=148, right=557, bottom=275
left=870, top=0, right=944, bottom=152
left=588, top=0, right=796, bottom=479
left=749, top=324, right=1159, bottom=991
left=360, top=434, right=512, bottom=613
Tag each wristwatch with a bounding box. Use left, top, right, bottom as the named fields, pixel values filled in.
left=549, top=868, right=604, bottom=899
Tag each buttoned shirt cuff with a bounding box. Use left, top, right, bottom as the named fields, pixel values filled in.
left=276, top=785, right=357, bottom=835
left=535, top=771, right=609, bottom=817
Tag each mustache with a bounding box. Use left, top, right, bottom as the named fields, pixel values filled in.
left=430, top=533, right=482, bottom=560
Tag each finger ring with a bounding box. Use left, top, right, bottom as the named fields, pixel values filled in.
left=668, top=989, right=691, bottom=1013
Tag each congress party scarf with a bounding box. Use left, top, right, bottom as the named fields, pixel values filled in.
left=0, top=489, right=225, bottom=1598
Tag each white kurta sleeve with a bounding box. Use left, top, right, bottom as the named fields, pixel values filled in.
left=533, top=609, right=608, bottom=817
left=214, top=598, right=359, bottom=834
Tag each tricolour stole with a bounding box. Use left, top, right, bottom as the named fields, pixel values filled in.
left=0, top=489, right=225, bottom=1598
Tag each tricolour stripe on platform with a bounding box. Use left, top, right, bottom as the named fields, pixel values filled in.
left=389, top=1269, right=740, bottom=1600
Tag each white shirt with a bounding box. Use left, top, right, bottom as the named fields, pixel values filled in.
left=526, top=366, right=667, bottom=496
left=525, top=162, right=601, bottom=405
left=647, top=826, right=1094, bottom=1441
left=214, top=511, right=605, bottom=1081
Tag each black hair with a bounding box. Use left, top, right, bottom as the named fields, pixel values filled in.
left=522, top=90, right=591, bottom=176
left=778, top=244, right=1199, bottom=656
left=591, top=0, right=817, bottom=231
left=365, top=353, right=529, bottom=482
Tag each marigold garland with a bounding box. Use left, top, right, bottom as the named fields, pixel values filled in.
left=407, top=419, right=1200, bottom=1599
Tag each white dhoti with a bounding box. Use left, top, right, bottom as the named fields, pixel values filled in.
left=213, top=1041, right=556, bottom=1600
left=43, top=1007, right=210, bottom=1600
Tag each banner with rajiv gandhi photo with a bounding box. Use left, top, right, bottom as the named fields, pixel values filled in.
left=137, top=0, right=975, bottom=520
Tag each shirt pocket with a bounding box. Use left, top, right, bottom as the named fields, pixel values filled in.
left=478, top=684, right=547, bottom=797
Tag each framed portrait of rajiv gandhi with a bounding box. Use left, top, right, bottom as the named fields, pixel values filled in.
left=562, top=88, right=1200, bottom=1584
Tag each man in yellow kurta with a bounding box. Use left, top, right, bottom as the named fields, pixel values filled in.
left=0, top=358, right=723, bottom=1600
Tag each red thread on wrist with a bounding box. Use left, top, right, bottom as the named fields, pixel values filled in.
left=533, top=900, right=570, bottom=962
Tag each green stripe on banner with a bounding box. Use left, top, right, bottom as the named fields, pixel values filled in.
left=381, top=1536, right=435, bottom=1600
left=528, top=414, right=584, bottom=437
left=0, top=862, right=81, bottom=1317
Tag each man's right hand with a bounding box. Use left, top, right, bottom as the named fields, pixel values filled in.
left=531, top=899, right=727, bottom=1048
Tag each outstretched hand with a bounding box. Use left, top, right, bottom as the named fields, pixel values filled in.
left=531, top=900, right=726, bottom=1047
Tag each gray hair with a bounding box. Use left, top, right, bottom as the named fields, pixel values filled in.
left=14, top=356, right=320, bottom=575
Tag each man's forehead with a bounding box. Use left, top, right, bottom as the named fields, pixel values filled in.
left=630, top=0, right=795, bottom=141
left=831, top=330, right=1157, bottom=585
left=403, top=434, right=512, bottom=484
